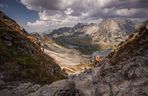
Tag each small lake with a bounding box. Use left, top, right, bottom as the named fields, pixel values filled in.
left=91, top=48, right=112, bottom=58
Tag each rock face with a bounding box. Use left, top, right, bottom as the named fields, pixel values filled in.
left=77, top=20, right=148, bottom=96
left=1, top=21, right=147, bottom=96
left=49, top=18, right=140, bottom=54
left=0, top=82, right=41, bottom=96
left=37, top=20, right=147, bottom=96
left=0, top=11, right=66, bottom=84
left=0, top=10, right=147, bottom=96
left=0, top=11, right=27, bottom=34
left=0, top=80, right=82, bottom=96
left=92, top=18, right=140, bottom=49
left=28, top=80, right=81, bottom=96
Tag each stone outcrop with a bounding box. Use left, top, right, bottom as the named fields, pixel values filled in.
left=44, top=20, right=147, bottom=96
left=0, top=10, right=147, bottom=96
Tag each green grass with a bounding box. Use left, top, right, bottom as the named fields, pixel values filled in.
left=0, top=28, right=66, bottom=84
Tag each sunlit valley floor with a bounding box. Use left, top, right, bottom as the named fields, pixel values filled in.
left=30, top=17, right=141, bottom=75
left=0, top=11, right=148, bottom=96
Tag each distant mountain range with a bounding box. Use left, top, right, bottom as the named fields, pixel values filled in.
left=0, top=10, right=148, bottom=96
left=29, top=18, right=142, bottom=74
left=1, top=18, right=147, bottom=96
left=48, top=18, right=141, bottom=54
left=36, top=20, right=148, bottom=96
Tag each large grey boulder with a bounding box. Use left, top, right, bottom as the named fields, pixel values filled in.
left=28, top=80, right=82, bottom=96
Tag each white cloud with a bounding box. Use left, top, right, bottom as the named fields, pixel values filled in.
left=116, top=8, right=138, bottom=16
left=64, top=8, right=74, bottom=15
left=20, top=0, right=148, bottom=32
left=26, top=11, right=86, bottom=32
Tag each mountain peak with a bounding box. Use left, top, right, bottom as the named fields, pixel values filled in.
left=0, top=11, right=28, bottom=34
left=108, top=20, right=148, bottom=64
left=73, top=22, right=87, bottom=29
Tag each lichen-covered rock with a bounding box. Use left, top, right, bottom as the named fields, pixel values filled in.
left=0, top=80, right=82, bottom=96
left=0, top=82, right=41, bottom=96
left=27, top=80, right=82, bottom=96
left=0, top=79, right=5, bottom=86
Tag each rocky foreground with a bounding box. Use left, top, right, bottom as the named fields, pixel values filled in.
left=0, top=20, right=147, bottom=96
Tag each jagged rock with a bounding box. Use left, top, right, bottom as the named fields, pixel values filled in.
left=26, top=80, right=82, bottom=96
left=0, top=82, right=41, bottom=96
left=48, top=18, right=141, bottom=54
left=0, top=10, right=147, bottom=96
left=3, top=40, right=12, bottom=46
left=44, top=20, right=147, bottom=96
left=3, top=35, right=13, bottom=41
left=0, top=80, right=5, bottom=86
left=0, top=80, right=82, bottom=96
left=0, top=11, right=28, bottom=34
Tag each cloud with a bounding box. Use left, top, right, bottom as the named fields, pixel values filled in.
left=64, top=8, right=74, bottom=15
left=20, top=0, right=61, bottom=11
left=104, top=0, right=148, bottom=9
left=26, top=10, right=92, bottom=32
left=116, top=8, right=138, bottom=16
left=115, top=8, right=148, bottom=18
left=20, top=0, right=148, bottom=32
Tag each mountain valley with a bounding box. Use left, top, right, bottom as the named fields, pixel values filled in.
left=0, top=10, right=147, bottom=96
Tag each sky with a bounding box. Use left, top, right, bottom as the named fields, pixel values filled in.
left=0, top=0, right=148, bottom=32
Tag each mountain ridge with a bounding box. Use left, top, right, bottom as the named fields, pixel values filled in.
left=0, top=11, right=66, bottom=84
left=0, top=10, right=147, bottom=96
left=48, top=18, right=141, bottom=54
left=41, top=19, right=148, bottom=96
left=1, top=19, right=147, bottom=96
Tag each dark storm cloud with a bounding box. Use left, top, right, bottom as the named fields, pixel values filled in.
left=89, top=7, right=148, bottom=20
left=20, top=0, right=148, bottom=32
left=20, top=0, right=148, bottom=19
left=20, top=0, right=62, bottom=11
left=104, top=0, right=148, bottom=9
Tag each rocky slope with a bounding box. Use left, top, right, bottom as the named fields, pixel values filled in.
left=49, top=18, right=140, bottom=54
left=0, top=11, right=66, bottom=84
left=31, top=32, right=92, bottom=74
left=0, top=10, right=147, bottom=96
left=30, top=18, right=141, bottom=74
left=72, top=20, right=148, bottom=96
left=4, top=20, right=147, bottom=96
left=0, top=11, right=28, bottom=34
left=92, top=18, right=140, bottom=49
